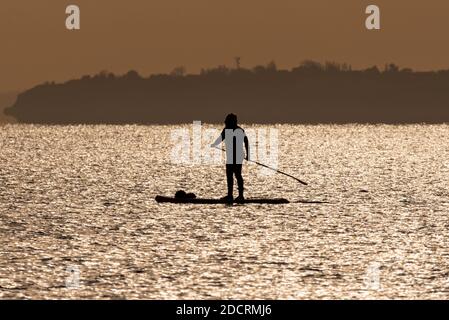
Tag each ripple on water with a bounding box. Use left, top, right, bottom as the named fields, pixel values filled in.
left=1, top=124, right=449, bottom=299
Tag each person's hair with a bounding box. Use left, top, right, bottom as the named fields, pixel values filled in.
left=224, top=113, right=238, bottom=128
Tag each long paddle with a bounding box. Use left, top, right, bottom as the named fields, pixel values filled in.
left=212, top=146, right=308, bottom=186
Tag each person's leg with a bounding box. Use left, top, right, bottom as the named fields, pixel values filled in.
left=234, top=164, right=244, bottom=199
left=226, top=164, right=234, bottom=198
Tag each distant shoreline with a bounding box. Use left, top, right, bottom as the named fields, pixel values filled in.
left=5, top=62, right=449, bottom=124
left=2, top=122, right=449, bottom=126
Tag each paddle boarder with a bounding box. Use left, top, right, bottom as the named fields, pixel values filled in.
left=211, top=113, right=249, bottom=202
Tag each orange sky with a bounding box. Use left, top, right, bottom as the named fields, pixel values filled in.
left=1, top=0, right=449, bottom=91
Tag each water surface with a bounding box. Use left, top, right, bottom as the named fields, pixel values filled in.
left=1, top=124, right=449, bottom=299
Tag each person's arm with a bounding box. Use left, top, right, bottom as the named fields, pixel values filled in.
left=244, top=135, right=249, bottom=161
left=211, top=129, right=225, bottom=147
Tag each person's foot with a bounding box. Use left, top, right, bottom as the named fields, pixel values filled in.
left=235, top=195, right=245, bottom=203
left=220, top=195, right=233, bottom=203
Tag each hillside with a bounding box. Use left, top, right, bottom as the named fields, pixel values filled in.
left=5, top=62, right=449, bottom=124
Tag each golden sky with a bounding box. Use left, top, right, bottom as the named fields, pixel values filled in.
left=1, top=0, right=449, bottom=91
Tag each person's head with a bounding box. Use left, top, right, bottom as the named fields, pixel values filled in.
left=224, top=113, right=238, bottom=128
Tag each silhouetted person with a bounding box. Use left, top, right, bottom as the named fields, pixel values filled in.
left=211, top=113, right=249, bottom=202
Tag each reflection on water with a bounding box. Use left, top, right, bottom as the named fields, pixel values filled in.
left=1, top=124, right=449, bottom=299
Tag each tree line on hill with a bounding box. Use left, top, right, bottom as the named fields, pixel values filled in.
left=5, top=61, right=449, bottom=124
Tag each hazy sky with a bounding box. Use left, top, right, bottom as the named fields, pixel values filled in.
left=1, top=0, right=449, bottom=91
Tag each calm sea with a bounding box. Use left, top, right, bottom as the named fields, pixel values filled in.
left=1, top=124, right=449, bottom=299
